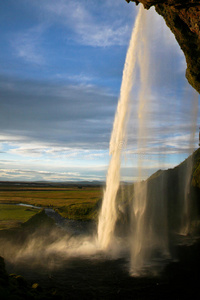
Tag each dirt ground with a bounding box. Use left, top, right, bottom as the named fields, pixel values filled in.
left=5, top=238, right=200, bottom=300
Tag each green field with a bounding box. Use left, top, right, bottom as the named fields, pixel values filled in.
left=0, top=204, right=41, bottom=230
left=0, top=185, right=102, bottom=207
left=0, top=184, right=103, bottom=229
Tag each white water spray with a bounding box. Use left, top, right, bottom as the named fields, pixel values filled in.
left=97, top=3, right=199, bottom=275
left=97, top=7, right=144, bottom=250
left=179, top=91, right=199, bottom=235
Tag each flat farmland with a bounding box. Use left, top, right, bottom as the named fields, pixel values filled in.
left=0, top=184, right=103, bottom=207
left=0, top=183, right=103, bottom=226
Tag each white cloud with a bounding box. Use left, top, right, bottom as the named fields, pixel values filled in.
left=40, top=0, right=133, bottom=47
left=0, top=168, right=80, bottom=181
left=5, top=141, right=108, bottom=161
left=0, top=166, right=105, bottom=182
left=77, top=23, right=130, bottom=47
left=55, top=73, right=95, bottom=84
left=11, top=24, right=46, bottom=64
left=0, top=134, right=26, bottom=143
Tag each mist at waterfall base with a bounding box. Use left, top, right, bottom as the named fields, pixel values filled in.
left=1, top=6, right=199, bottom=279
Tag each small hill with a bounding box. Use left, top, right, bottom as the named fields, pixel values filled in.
left=21, top=209, right=55, bottom=231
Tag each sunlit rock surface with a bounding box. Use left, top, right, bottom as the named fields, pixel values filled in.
left=125, top=0, right=200, bottom=93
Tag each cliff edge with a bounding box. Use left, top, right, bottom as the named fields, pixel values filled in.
left=126, top=0, right=200, bottom=94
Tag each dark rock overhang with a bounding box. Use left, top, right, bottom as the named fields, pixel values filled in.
left=125, top=0, right=200, bottom=94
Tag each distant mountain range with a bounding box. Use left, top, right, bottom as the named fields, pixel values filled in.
left=0, top=180, right=105, bottom=187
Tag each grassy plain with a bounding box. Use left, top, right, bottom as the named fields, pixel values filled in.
left=0, top=183, right=103, bottom=228
left=0, top=204, right=41, bottom=230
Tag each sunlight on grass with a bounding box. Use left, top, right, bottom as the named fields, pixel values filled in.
left=0, top=204, right=41, bottom=230
left=0, top=186, right=102, bottom=207
left=0, top=185, right=103, bottom=225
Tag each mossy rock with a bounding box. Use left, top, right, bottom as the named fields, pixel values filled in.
left=0, top=256, right=9, bottom=286
left=0, top=256, right=58, bottom=299
left=21, top=209, right=55, bottom=231
left=31, top=282, right=43, bottom=292
left=9, top=274, right=28, bottom=288
left=192, top=148, right=200, bottom=189
left=56, top=202, right=98, bottom=221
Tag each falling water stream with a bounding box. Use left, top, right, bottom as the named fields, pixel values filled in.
left=97, top=7, right=144, bottom=250
left=97, top=5, right=199, bottom=276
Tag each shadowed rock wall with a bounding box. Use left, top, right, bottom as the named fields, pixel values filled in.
left=126, top=0, right=200, bottom=94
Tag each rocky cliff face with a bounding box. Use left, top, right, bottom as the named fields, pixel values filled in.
left=116, top=148, right=200, bottom=237
left=126, top=0, right=200, bottom=94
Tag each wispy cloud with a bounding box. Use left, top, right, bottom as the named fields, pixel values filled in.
left=0, top=168, right=80, bottom=181
left=11, top=24, right=46, bottom=64
left=8, top=143, right=108, bottom=161
left=40, top=0, right=133, bottom=47
left=55, top=73, right=96, bottom=84
left=0, top=166, right=106, bottom=182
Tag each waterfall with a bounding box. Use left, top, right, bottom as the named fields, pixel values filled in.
left=97, top=4, right=199, bottom=275
left=97, top=6, right=144, bottom=250
left=179, top=91, right=199, bottom=235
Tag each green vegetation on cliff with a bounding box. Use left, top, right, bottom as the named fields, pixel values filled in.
left=56, top=201, right=99, bottom=221
left=191, top=148, right=200, bottom=189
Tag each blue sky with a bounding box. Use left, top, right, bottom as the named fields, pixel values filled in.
left=0, top=0, right=199, bottom=182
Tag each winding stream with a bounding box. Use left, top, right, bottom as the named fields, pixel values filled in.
left=1, top=203, right=95, bottom=236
